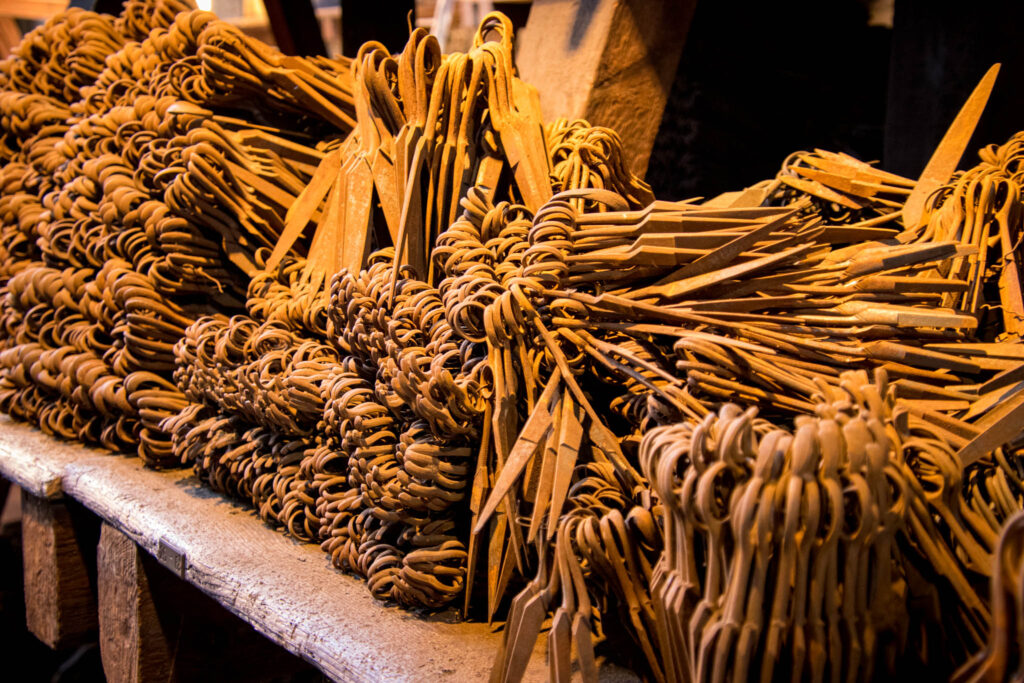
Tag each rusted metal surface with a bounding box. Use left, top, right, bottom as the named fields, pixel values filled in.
left=0, top=3, right=354, bottom=466
left=3, top=3, right=1024, bottom=682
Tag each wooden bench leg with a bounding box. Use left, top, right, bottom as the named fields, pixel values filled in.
left=97, top=523, right=174, bottom=683
left=22, top=490, right=99, bottom=649
left=0, top=478, right=11, bottom=518
left=97, top=522, right=314, bottom=683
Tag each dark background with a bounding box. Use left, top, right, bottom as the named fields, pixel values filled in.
left=646, top=0, right=1024, bottom=200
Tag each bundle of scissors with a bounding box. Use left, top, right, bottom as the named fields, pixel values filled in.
left=3, top=2, right=1024, bottom=681
left=0, top=1, right=356, bottom=466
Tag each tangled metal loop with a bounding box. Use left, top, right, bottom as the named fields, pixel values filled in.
left=8, top=5, right=1024, bottom=681
left=175, top=314, right=338, bottom=436
left=546, top=118, right=655, bottom=209
left=0, top=0, right=352, bottom=467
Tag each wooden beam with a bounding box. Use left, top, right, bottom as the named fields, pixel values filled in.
left=0, top=0, right=64, bottom=20
left=97, top=522, right=324, bottom=683
left=0, top=415, right=552, bottom=680
left=0, top=415, right=96, bottom=499
left=97, top=523, right=171, bottom=683
left=22, top=491, right=99, bottom=649
left=517, top=0, right=697, bottom=178
left=0, top=18, right=22, bottom=58
left=59, top=451, right=548, bottom=680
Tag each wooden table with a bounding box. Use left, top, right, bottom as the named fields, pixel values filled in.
left=0, top=416, right=570, bottom=682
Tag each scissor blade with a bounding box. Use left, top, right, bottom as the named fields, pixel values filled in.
left=902, top=63, right=1000, bottom=228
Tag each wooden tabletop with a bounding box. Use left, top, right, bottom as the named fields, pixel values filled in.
left=0, top=416, right=560, bottom=682
left=0, top=415, right=102, bottom=499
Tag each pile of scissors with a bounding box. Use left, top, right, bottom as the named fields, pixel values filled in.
left=155, top=9, right=667, bottom=613
left=6, top=3, right=1024, bottom=681
left=0, top=3, right=356, bottom=466
left=147, top=13, right=1024, bottom=679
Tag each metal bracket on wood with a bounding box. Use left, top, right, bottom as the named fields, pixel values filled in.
left=157, top=537, right=187, bottom=579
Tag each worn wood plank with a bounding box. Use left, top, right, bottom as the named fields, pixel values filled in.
left=22, top=490, right=99, bottom=649
left=0, top=424, right=642, bottom=681
left=99, top=521, right=319, bottom=683
left=54, top=450, right=548, bottom=682
left=0, top=415, right=103, bottom=499
left=0, top=17, right=22, bottom=58
left=517, top=0, right=697, bottom=177
left=0, top=0, right=65, bottom=20
left=97, top=522, right=171, bottom=683
left=0, top=420, right=645, bottom=682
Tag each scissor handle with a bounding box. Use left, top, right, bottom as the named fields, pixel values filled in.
left=472, top=12, right=515, bottom=52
